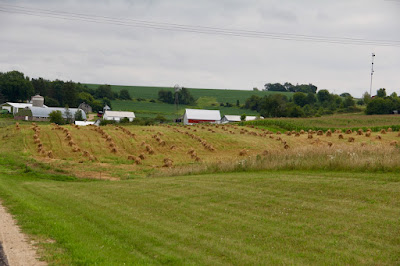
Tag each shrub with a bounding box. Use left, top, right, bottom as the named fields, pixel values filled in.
left=49, top=110, right=65, bottom=125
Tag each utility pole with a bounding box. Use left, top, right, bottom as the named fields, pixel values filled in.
left=369, top=53, right=375, bottom=97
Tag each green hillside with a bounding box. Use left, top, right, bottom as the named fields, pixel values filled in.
left=84, top=84, right=293, bottom=104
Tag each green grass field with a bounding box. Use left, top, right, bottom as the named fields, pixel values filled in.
left=112, top=100, right=259, bottom=119
left=84, top=84, right=293, bottom=104
left=1, top=117, right=400, bottom=264
left=0, top=160, right=399, bottom=264
left=246, top=113, right=400, bottom=131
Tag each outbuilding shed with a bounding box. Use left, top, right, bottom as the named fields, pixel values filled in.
left=183, top=109, right=221, bottom=125
left=221, top=115, right=263, bottom=123
left=103, top=111, right=135, bottom=122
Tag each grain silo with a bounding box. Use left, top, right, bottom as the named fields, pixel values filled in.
left=31, top=95, right=44, bottom=107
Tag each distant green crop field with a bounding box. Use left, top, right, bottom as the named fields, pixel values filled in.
left=84, top=84, right=293, bottom=104
left=246, top=113, right=400, bottom=131
left=111, top=100, right=259, bottom=119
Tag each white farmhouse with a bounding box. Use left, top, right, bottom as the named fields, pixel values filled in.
left=103, top=110, right=135, bottom=122
left=183, top=109, right=221, bottom=125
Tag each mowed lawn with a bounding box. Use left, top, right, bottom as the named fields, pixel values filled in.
left=0, top=164, right=399, bottom=264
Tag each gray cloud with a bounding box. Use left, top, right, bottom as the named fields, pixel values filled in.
left=0, top=0, right=399, bottom=97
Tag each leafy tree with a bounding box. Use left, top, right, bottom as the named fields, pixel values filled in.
left=64, top=106, right=73, bottom=123
left=293, top=92, right=308, bottom=107
left=240, top=114, right=246, bottom=121
left=377, top=88, right=386, bottom=98
left=49, top=110, right=65, bottom=125
left=91, top=100, right=103, bottom=113
left=244, top=95, right=262, bottom=111
left=342, top=96, right=355, bottom=108
left=0, top=70, right=34, bottom=102
left=158, top=90, right=174, bottom=104
left=74, top=109, right=83, bottom=121
left=0, top=91, right=6, bottom=104
left=96, top=85, right=114, bottom=100
left=31, top=77, right=51, bottom=97
left=264, top=83, right=286, bottom=92
left=317, top=89, right=332, bottom=104
left=362, top=92, right=371, bottom=105
left=306, top=92, right=317, bottom=105
left=63, top=81, right=78, bottom=107
left=365, top=97, right=393, bottom=114
left=119, top=89, right=132, bottom=100
left=260, top=94, right=288, bottom=117
left=390, top=92, right=398, bottom=98
left=102, top=98, right=112, bottom=109
left=44, top=96, right=60, bottom=107
left=177, top=87, right=195, bottom=105
left=340, top=92, right=352, bottom=98
left=236, top=99, right=240, bottom=107
left=77, top=92, right=95, bottom=105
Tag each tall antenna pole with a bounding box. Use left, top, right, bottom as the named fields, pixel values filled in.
left=369, top=53, right=375, bottom=97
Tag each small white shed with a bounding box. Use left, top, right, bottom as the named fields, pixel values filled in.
left=221, top=115, right=263, bottom=123
left=103, top=111, right=135, bottom=122
left=183, top=109, right=221, bottom=125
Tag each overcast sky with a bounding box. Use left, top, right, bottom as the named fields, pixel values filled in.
left=0, top=0, right=399, bottom=97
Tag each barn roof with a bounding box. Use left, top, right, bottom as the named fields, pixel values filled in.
left=3, top=102, right=48, bottom=108
left=185, top=109, right=221, bottom=120
left=29, top=107, right=87, bottom=119
left=104, top=110, right=135, bottom=118
left=223, top=115, right=241, bottom=122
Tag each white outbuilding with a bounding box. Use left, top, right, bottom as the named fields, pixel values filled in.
left=221, top=115, right=263, bottom=123
left=183, top=109, right=221, bottom=125
left=103, top=110, right=135, bottom=122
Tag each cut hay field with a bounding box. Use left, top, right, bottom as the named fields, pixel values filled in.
left=3, top=121, right=400, bottom=179
left=1, top=121, right=400, bottom=264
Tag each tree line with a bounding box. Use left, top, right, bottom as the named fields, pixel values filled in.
left=244, top=90, right=358, bottom=118
left=0, top=70, right=132, bottom=112
left=264, top=82, right=318, bottom=94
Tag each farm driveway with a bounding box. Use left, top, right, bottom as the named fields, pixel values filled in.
left=0, top=202, right=45, bottom=266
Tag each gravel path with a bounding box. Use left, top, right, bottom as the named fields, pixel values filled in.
left=0, top=202, right=45, bottom=266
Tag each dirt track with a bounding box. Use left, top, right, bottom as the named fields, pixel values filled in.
left=0, top=202, right=45, bottom=266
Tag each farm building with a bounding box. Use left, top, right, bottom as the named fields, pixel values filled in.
left=75, top=121, right=95, bottom=126
left=183, top=109, right=221, bottom=125
left=1, top=95, right=48, bottom=115
left=14, top=106, right=86, bottom=122
left=221, top=115, right=263, bottom=123
left=103, top=110, right=135, bottom=122
left=78, top=102, right=92, bottom=114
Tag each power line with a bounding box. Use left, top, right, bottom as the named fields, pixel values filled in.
left=1, top=3, right=400, bottom=47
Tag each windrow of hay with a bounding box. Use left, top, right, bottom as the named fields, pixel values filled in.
left=31, top=123, right=55, bottom=159
left=116, top=125, right=137, bottom=139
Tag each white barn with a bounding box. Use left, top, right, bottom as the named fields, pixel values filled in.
left=183, top=109, right=221, bottom=125
left=103, top=110, right=135, bottom=122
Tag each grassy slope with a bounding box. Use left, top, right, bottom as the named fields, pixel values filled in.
left=0, top=163, right=399, bottom=264
left=84, top=84, right=293, bottom=104
left=85, top=83, right=291, bottom=118
left=247, top=113, right=400, bottom=131
left=112, top=100, right=259, bottom=119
